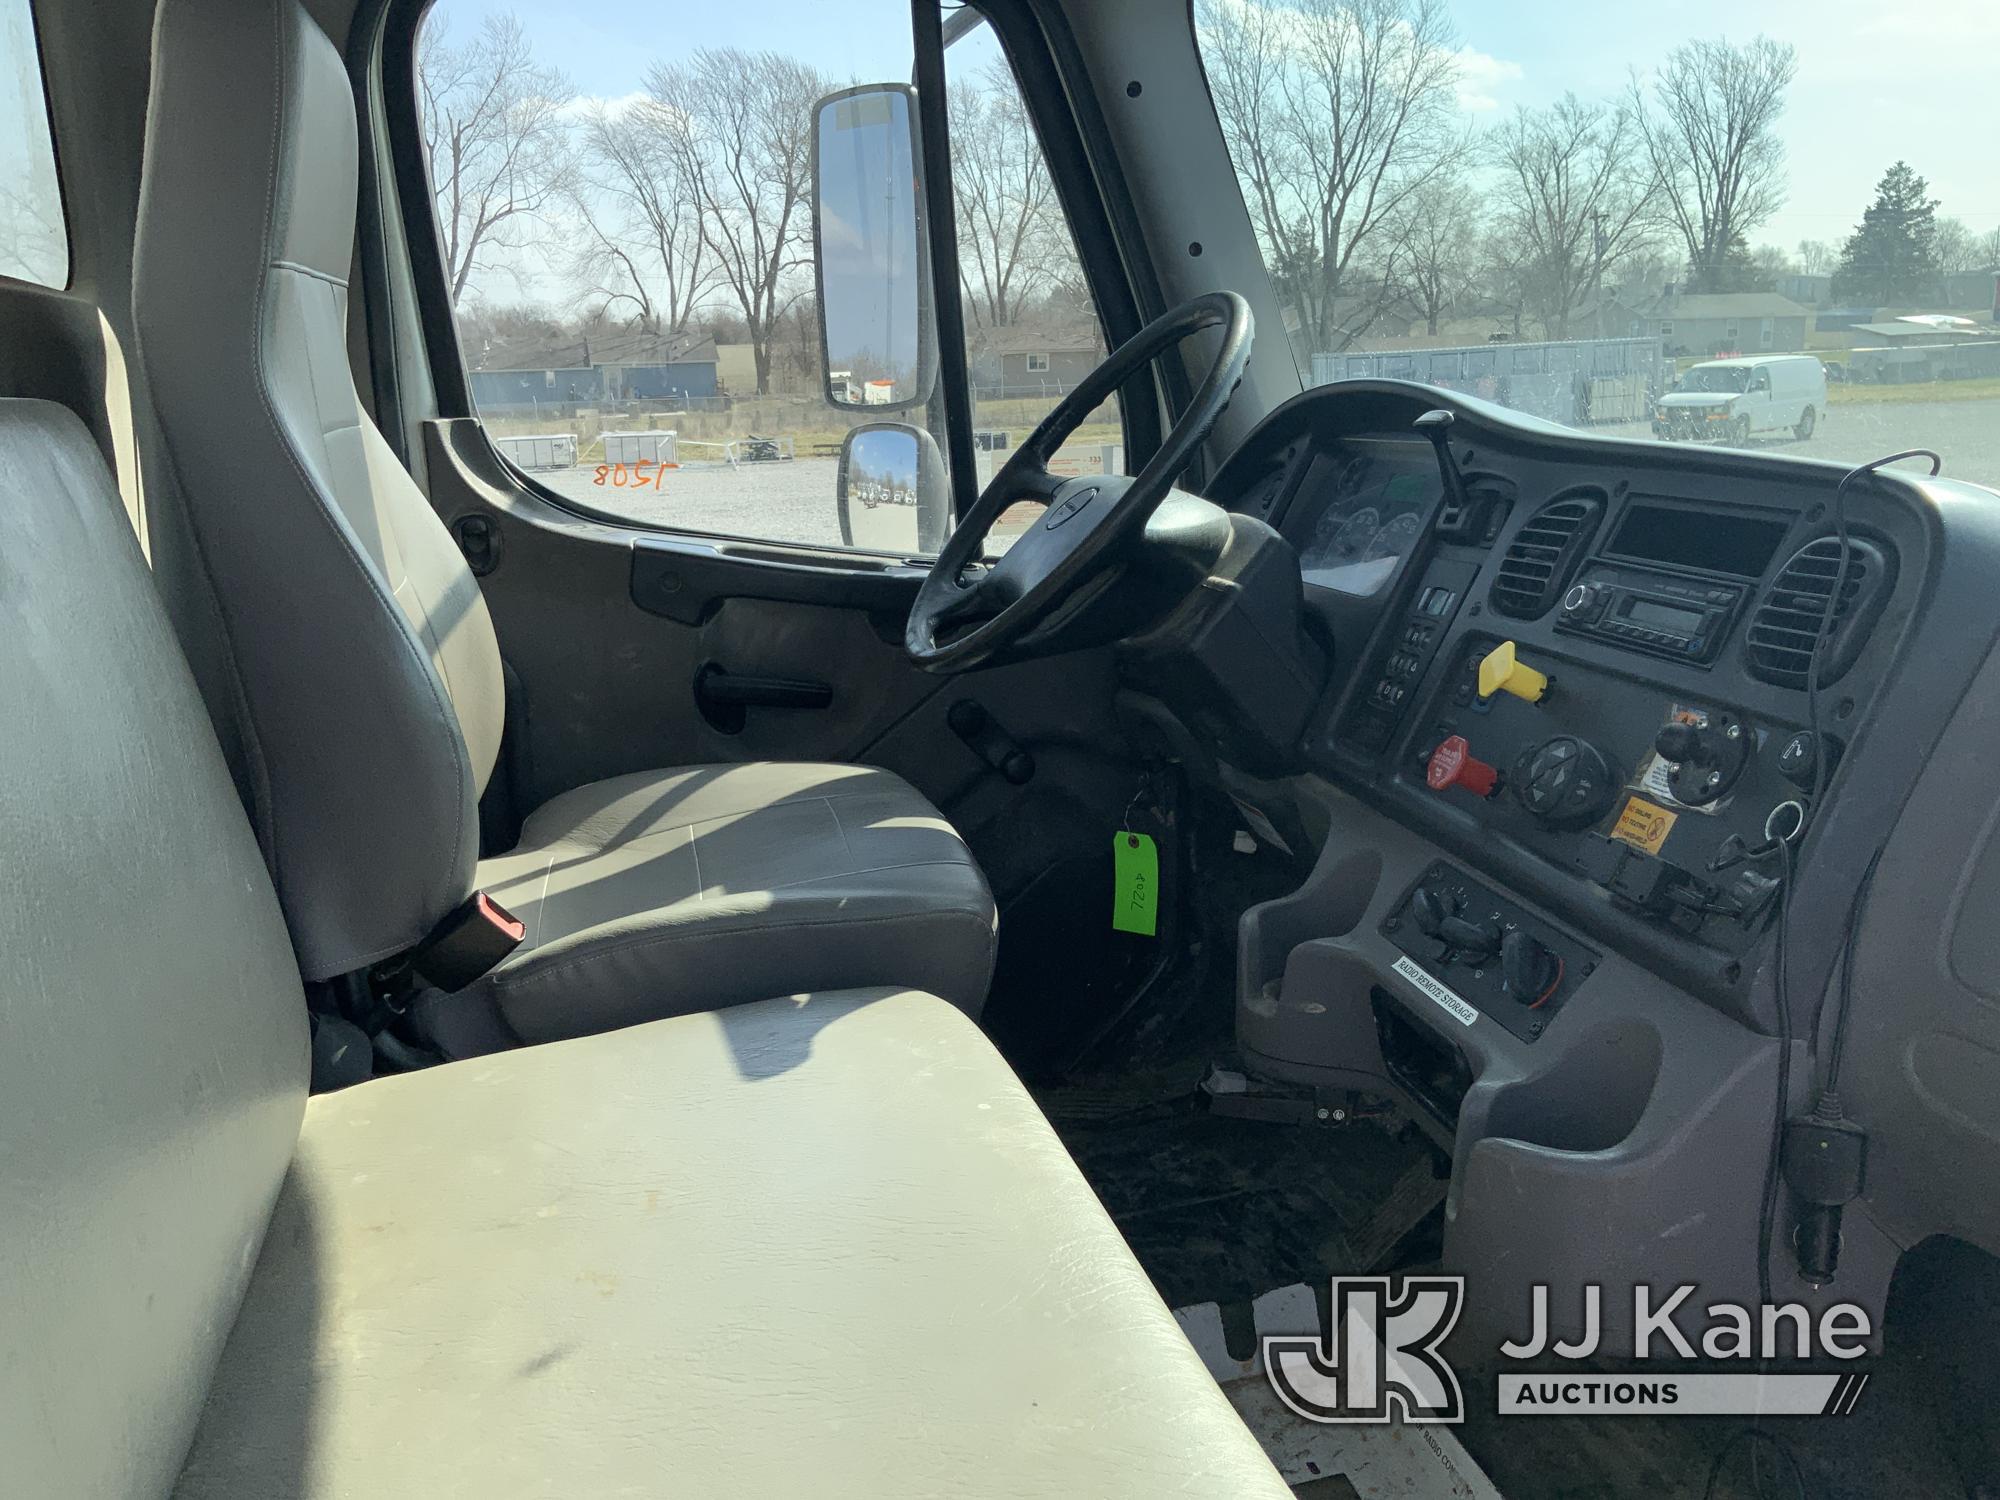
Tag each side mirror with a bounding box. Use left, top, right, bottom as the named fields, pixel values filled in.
left=837, top=422, right=950, bottom=555
left=812, top=86, right=934, bottom=413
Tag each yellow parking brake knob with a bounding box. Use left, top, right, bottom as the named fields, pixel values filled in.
left=1478, top=640, right=1551, bottom=704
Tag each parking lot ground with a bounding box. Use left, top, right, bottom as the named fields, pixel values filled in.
left=519, top=392, right=2000, bottom=554
left=1592, top=395, right=2000, bottom=491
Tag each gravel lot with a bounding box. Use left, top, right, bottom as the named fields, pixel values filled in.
left=540, top=457, right=852, bottom=548
left=1594, top=396, right=2000, bottom=492
left=526, top=392, right=2000, bottom=550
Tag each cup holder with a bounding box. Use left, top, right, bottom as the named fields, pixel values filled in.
left=1241, top=846, right=1384, bottom=997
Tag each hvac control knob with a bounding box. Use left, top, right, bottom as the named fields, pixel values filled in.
left=1513, top=736, right=1616, bottom=829
left=1409, top=883, right=1500, bottom=963
left=1501, top=929, right=1560, bottom=1006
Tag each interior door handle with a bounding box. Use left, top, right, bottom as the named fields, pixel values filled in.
left=694, top=664, right=833, bottom=733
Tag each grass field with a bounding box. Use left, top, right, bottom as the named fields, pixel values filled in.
left=1828, top=376, right=2000, bottom=407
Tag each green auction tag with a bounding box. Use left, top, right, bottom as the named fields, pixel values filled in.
left=1113, top=832, right=1158, bottom=937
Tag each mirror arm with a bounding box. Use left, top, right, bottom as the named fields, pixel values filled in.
left=909, top=0, right=980, bottom=520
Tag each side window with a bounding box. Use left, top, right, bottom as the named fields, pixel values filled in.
left=0, top=0, right=67, bottom=289
left=414, top=3, right=1117, bottom=556
left=945, top=25, right=1121, bottom=544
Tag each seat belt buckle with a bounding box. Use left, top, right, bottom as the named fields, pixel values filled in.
left=409, top=891, right=526, bottom=992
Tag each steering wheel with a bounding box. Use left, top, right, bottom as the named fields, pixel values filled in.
left=906, top=291, right=1253, bottom=672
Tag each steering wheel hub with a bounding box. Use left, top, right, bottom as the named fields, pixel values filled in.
left=905, top=291, right=1255, bottom=672
left=1043, top=483, right=1100, bottom=529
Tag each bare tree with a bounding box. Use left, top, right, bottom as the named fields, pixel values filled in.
left=0, top=182, right=64, bottom=286
left=1388, top=177, right=1479, bottom=335
left=1197, top=0, right=1469, bottom=351
left=1977, top=226, right=2000, bottom=272
left=1634, top=37, right=1797, bottom=294
left=418, top=13, right=575, bottom=305
left=1795, top=238, right=1833, bottom=277
left=1934, top=217, right=1982, bottom=279
left=564, top=101, right=712, bottom=332
left=647, top=49, right=829, bottom=394
left=1199, top=0, right=1298, bottom=280
left=1490, top=93, right=1659, bottom=340
left=949, top=60, right=1068, bottom=328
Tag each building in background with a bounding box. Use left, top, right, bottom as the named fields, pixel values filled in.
left=469, top=329, right=719, bottom=411
left=1627, top=289, right=1812, bottom=358
left=968, top=315, right=1103, bottom=399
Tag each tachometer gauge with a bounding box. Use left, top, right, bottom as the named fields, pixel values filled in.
left=1365, top=510, right=1422, bottom=563
left=1316, top=505, right=1380, bottom=564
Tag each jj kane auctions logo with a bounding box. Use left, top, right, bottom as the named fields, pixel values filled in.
left=1264, top=1278, right=1874, bottom=1423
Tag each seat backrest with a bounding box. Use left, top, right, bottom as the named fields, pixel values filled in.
left=134, top=0, right=504, bottom=979
left=0, top=400, right=308, bottom=1497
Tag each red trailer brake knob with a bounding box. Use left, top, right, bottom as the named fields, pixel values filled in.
left=1427, top=734, right=1501, bottom=798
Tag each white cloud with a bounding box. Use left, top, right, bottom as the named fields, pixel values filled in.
left=1454, top=45, right=1523, bottom=112
left=559, top=90, right=650, bottom=120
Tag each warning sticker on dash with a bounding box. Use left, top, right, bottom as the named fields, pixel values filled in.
left=1611, top=795, right=1678, bottom=856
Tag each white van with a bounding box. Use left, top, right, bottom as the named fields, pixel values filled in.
left=1653, top=354, right=1828, bottom=444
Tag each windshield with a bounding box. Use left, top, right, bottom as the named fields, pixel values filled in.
left=1680, top=367, right=1749, bottom=394
left=1192, top=2, right=2000, bottom=490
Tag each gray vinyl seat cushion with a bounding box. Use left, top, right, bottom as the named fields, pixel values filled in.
left=464, top=762, right=997, bottom=1046
left=4, top=395, right=1287, bottom=1496
left=134, top=0, right=997, bottom=1045
left=171, top=990, right=1289, bottom=1498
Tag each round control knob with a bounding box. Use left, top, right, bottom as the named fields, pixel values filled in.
left=1501, top=928, right=1561, bottom=1005
left=1562, top=582, right=1602, bottom=616
left=1512, top=735, right=1616, bottom=829
left=1427, top=735, right=1501, bottom=798
left=1438, top=913, right=1502, bottom=964
left=1411, top=885, right=1451, bottom=936
left=1653, top=720, right=1702, bottom=763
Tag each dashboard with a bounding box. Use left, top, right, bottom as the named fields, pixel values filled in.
left=1188, top=377, right=2000, bottom=1325
left=1203, top=381, right=1943, bottom=1028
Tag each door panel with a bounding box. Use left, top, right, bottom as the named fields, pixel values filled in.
left=424, top=419, right=1124, bottom=826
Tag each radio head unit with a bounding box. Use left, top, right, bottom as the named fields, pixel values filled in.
left=1555, top=562, right=1746, bottom=664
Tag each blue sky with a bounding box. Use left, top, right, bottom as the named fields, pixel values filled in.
left=430, top=0, right=1999, bottom=260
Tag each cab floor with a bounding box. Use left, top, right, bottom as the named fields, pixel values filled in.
left=1043, top=1045, right=1962, bottom=1499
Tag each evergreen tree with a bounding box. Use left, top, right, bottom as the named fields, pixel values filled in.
left=1834, top=162, right=1941, bottom=304
left=1693, top=230, right=1766, bottom=294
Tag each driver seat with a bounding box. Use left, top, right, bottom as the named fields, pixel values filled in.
left=132, top=0, right=995, bottom=1048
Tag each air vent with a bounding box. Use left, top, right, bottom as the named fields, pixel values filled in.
left=1743, top=536, right=1894, bottom=688
left=1489, top=490, right=1604, bottom=619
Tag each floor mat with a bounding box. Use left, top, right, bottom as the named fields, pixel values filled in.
left=1044, top=1090, right=1440, bottom=1310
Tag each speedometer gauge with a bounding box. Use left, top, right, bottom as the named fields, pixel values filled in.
left=1366, top=510, right=1422, bottom=563
left=1316, top=505, right=1380, bottom=564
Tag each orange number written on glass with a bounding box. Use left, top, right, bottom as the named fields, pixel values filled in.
left=592, top=461, right=671, bottom=491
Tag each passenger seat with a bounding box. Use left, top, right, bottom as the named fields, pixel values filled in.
left=132, top=0, right=995, bottom=1049
left=0, top=397, right=1288, bottom=1496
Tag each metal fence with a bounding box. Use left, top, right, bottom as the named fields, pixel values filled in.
left=1309, top=336, right=1669, bottom=425
left=1848, top=338, right=2000, bottom=385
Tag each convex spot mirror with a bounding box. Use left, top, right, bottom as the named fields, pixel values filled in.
left=838, top=422, right=950, bottom=555
left=813, top=85, right=936, bottom=413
